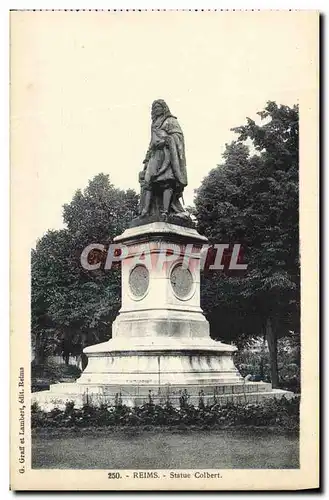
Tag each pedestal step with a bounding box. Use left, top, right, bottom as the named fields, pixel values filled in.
left=32, top=382, right=293, bottom=410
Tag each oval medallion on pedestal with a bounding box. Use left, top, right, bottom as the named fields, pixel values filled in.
left=170, top=263, right=194, bottom=300
left=128, top=264, right=149, bottom=300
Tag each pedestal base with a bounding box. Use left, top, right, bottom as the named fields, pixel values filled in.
left=32, top=337, right=293, bottom=410
left=32, top=381, right=293, bottom=410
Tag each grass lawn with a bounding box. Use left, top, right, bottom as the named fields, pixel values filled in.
left=32, top=427, right=299, bottom=469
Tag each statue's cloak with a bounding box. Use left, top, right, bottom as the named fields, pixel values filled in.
left=160, top=115, right=187, bottom=187
left=144, top=114, right=188, bottom=189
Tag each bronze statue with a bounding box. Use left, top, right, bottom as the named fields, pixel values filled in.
left=139, top=100, right=189, bottom=219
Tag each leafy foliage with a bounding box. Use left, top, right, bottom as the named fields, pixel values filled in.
left=31, top=396, right=300, bottom=430
left=234, top=334, right=301, bottom=392
left=194, top=102, right=300, bottom=386
left=31, top=362, right=82, bottom=392
left=31, top=174, right=139, bottom=361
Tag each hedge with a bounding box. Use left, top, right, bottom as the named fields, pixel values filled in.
left=31, top=394, right=300, bottom=430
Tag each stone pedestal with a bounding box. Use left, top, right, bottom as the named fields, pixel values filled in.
left=33, top=221, right=292, bottom=409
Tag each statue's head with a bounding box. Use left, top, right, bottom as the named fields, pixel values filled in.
left=151, top=99, right=171, bottom=120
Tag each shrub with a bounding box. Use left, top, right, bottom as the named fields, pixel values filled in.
left=234, top=335, right=300, bottom=392
left=31, top=395, right=300, bottom=430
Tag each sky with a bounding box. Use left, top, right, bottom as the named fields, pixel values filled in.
left=10, top=10, right=317, bottom=245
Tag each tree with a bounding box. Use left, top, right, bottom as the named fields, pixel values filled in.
left=194, top=102, right=299, bottom=387
left=31, top=174, right=139, bottom=362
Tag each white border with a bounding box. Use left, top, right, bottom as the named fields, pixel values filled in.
left=4, top=2, right=325, bottom=498
left=3, top=1, right=328, bottom=10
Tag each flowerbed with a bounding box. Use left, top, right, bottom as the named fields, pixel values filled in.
left=31, top=394, right=299, bottom=431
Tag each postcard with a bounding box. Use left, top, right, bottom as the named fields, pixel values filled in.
left=10, top=9, right=319, bottom=491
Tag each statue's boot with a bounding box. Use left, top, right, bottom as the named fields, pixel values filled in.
left=162, top=187, right=173, bottom=215
left=140, top=190, right=152, bottom=217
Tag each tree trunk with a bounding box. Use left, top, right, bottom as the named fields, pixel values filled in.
left=259, top=333, right=266, bottom=381
left=64, top=352, right=70, bottom=365
left=34, top=331, right=45, bottom=365
left=266, top=317, right=280, bottom=388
